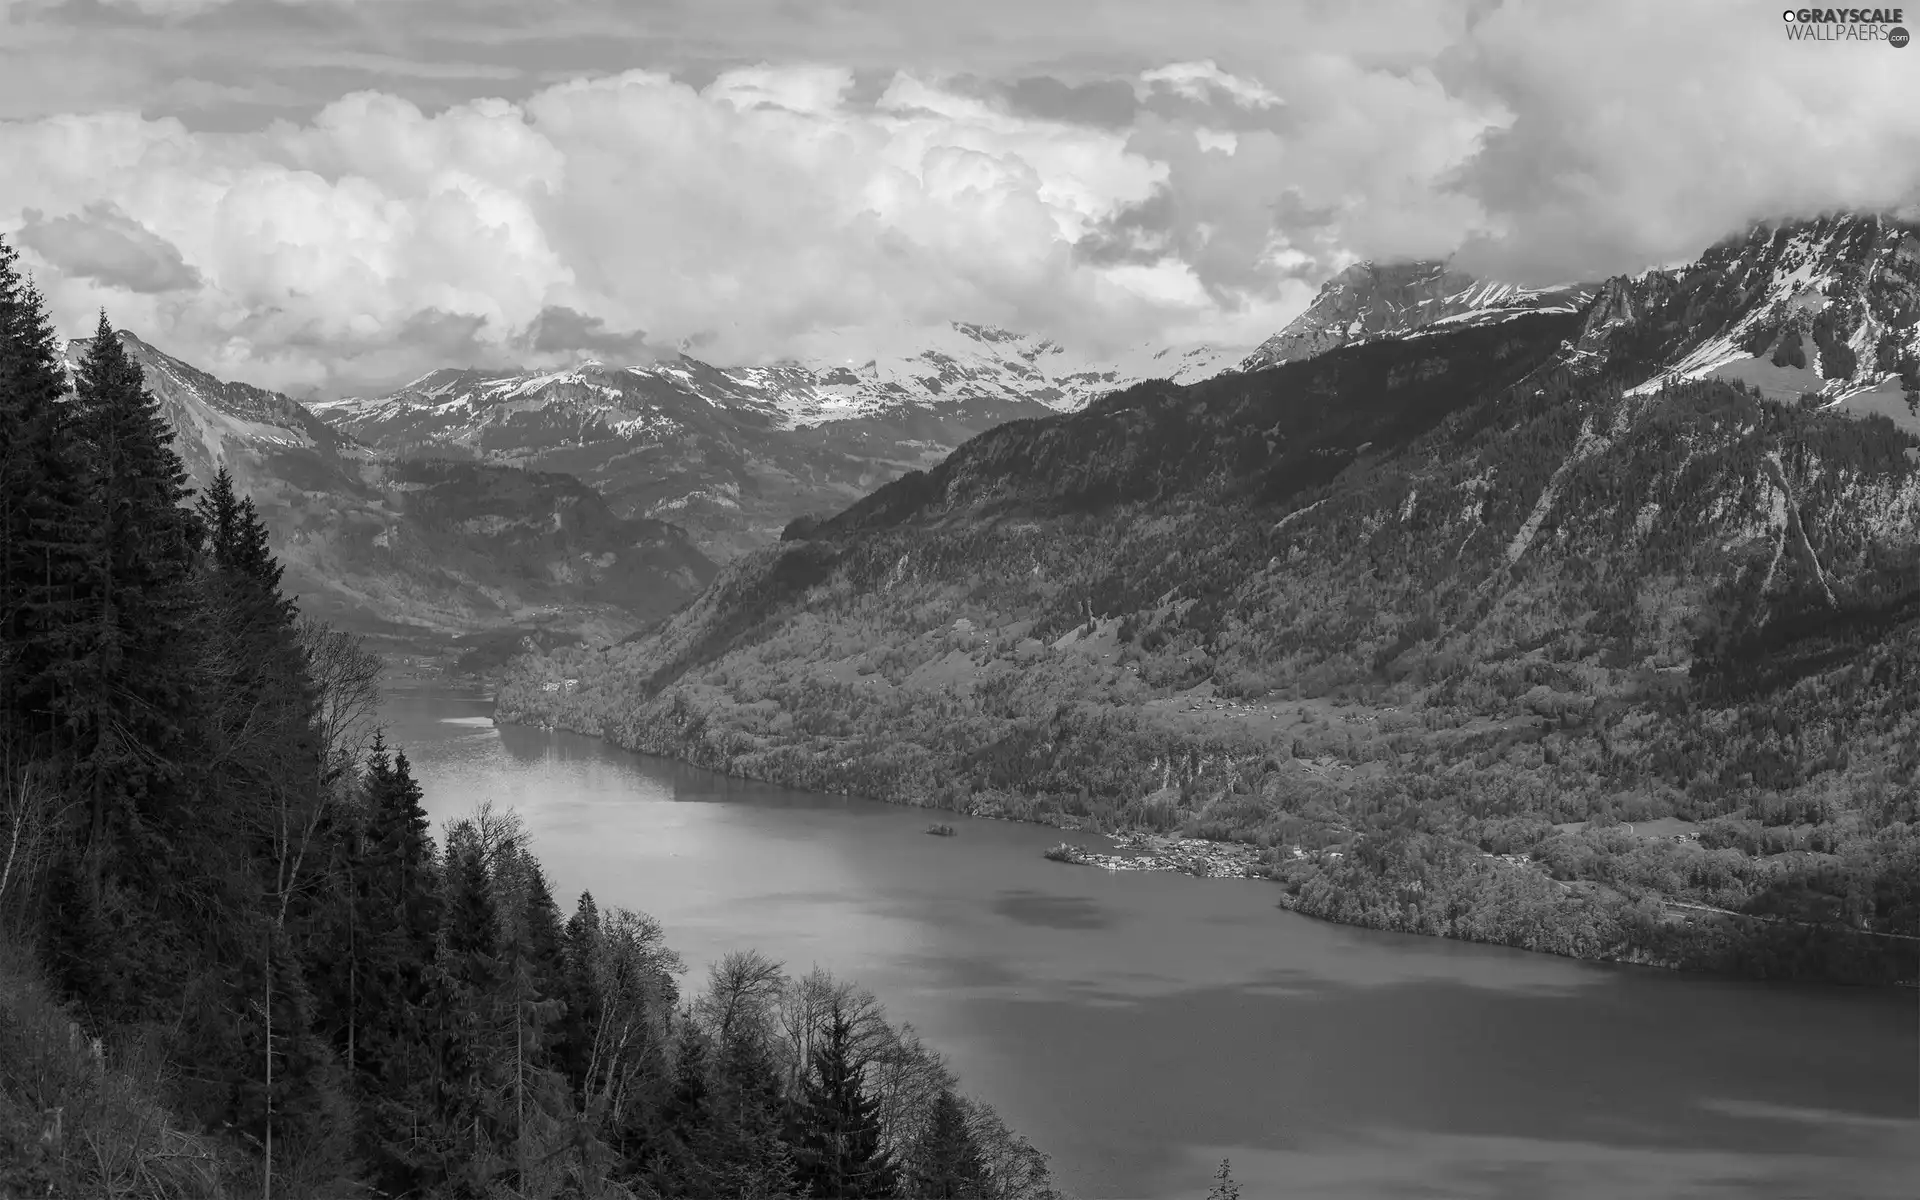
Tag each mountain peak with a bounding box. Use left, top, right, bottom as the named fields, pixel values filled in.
left=1577, top=211, right=1920, bottom=409
left=1240, top=259, right=1597, bottom=372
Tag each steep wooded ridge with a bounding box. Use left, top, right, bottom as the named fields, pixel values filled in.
left=499, top=213, right=1920, bottom=985
left=66, top=332, right=718, bottom=646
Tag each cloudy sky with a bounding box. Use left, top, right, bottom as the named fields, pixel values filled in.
left=1, top=0, right=1917, bottom=396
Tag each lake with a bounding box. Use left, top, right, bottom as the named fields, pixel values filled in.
left=381, top=683, right=1919, bottom=1200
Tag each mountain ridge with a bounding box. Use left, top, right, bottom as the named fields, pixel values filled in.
left=306, top=325, right=1251, bottom=561
left=63, top=331, right=718, bottom=648
left=493, top=211, right=1920, bottom=985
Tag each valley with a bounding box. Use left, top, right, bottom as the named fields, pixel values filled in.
left=492, top=213, right=1920, bottom=987
left=76, top=213, right=1920, bottom=984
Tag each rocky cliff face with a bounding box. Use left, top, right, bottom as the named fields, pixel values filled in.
left=1571, top=214, right=1920, bottom=421
left=1238, top=261, right=1596, bottom=372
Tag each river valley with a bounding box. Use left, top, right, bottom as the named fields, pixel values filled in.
left=382, top=683, right=1919, bottom=1200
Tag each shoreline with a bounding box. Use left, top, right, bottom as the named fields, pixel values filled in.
left=489, top=710, right=1919, bottom=989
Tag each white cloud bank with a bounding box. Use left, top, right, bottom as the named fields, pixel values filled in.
left=1, top=0, right=1918, bottom=395
left=0, top=63, right=1349, bottom=392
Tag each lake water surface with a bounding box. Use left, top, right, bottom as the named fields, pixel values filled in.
left=382, top=684, right=1918, bottom=1200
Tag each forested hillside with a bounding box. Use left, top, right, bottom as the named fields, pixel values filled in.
left=0, top=236, right=1060, bottom=1198
left=498, top=305, right=1920, bottom=986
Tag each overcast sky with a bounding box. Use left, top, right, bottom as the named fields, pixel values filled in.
left=2, top=0, right=1917, bottom=396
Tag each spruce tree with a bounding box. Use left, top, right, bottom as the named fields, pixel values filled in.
left=791, top=1006, right=899, bottom=1199
left=433, top=832, right=509, bottom=1191
left=61, top=313, right=198, bottom=823
left=648, top=1015, right=721, bottom=1199
left=1205, top=1158, right=1241, bottom=1200
left=351, top=737, right=446, bottom=1194
left=558, top=889, right=604, bottom=1105
left=712, top=1020, right=797, bottom=1198
left=0, top=237, right=88, bottom=761
left=906, top=1089, right=985, bottom=1199
left=54, top=312, right=201, bottom=1019
left=498, top=856, right=567, bottom=1192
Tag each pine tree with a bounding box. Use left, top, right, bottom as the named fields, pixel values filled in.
left=648, top=1015, right=721, bottom=1199
left=790, top=1005, right=899, bottom=1199
left=906, top=1089, right=985, bottom=1199
left=196, top=466, right=243, bottom=572
left=1204, top=1158, right=1240, bottom=1200
left=350, top=737, right=446, bottom=1194
left=558, top=889, right=604, bottom=1105
left=0, top=237, right=89, bottom=762
left=433, top=832, right=509, bottom=1192
left=498, top=855, right=567, bottom=1192
left=60, top=312, right=198, bottom=830
left=711, top=1023, right=797, bottom=1198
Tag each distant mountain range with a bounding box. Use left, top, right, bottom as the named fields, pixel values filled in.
left=99, top=211, right=1920, bottom=661
left=305, top=325, right=1251, bottom=560
left=494, top=211, right=1920, bottom=985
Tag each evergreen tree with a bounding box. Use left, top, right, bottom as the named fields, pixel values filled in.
left=434, top=832, right=509, bottom=1191
left=195, top=466, right=243, bottom=572
left=499, top=855, right=568, bottom=1191
left=647, top=1015, right=720, bottom=1199
left=790, top=1005, right=899, bottom=1199
left=60, top=314, right=198, bottom=858
left=1204, top=1158, right=1240, bottom=1200
left=350, top=737, right=446, bottom=1193
left=558, top=889, right=605, bottom=1105
left=906, top=1089, right=985, bottom=1199
left=0, top=237, right=88, bottom=762
left=711, top=1023, right=797, bottom=1199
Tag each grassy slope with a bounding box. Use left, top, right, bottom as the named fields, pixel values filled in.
left=498, top=318, right=1920, bottom=984
left=0, top=937, right=234, bottom=1198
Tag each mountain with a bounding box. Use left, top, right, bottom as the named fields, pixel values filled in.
left=67, top=332, right=716, bottom=647
left=310, top=324, right=1254, bottom=560
left=1239, top=261, right=1597, bottom=372
left=1574, top=213, right=1920, bottom=423
left=495, top=212, right=1920, bottom=986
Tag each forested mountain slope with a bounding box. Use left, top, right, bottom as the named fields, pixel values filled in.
left=498, top=255, right=1920, bottom=983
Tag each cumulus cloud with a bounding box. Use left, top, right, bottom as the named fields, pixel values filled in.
left=1139, top=61, right=1282, bottom=110
left=523, top=305, right=656, bottom=361
left=1440, top=3, right=1920, bottom=284
left=15, top=202, right=203, bottom=293
left=0, top=67, right=1219, bottom=392
left=0, top=0, right=1917, bottom=397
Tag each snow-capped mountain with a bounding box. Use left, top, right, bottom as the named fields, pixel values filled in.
left=311, top=322, right=1251, bottom=435
left=64, top=332, right=715, bottom=645
left=307, top=324, right=1257, bottom=559
left=1238, top=261, right=1598, bottom=372
left=1572, top=213, right=1920, bottom=421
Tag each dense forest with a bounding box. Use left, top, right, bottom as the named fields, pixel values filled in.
left=498, top=308, right=1920, bottom=987
left=0, top=237, right=1067, bottom=1199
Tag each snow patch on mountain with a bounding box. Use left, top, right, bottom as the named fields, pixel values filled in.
left=1240, top=261, right=1598, bottom=373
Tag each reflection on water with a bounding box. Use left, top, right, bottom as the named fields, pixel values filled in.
left=381, top=684, right=1920, bottom=1200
